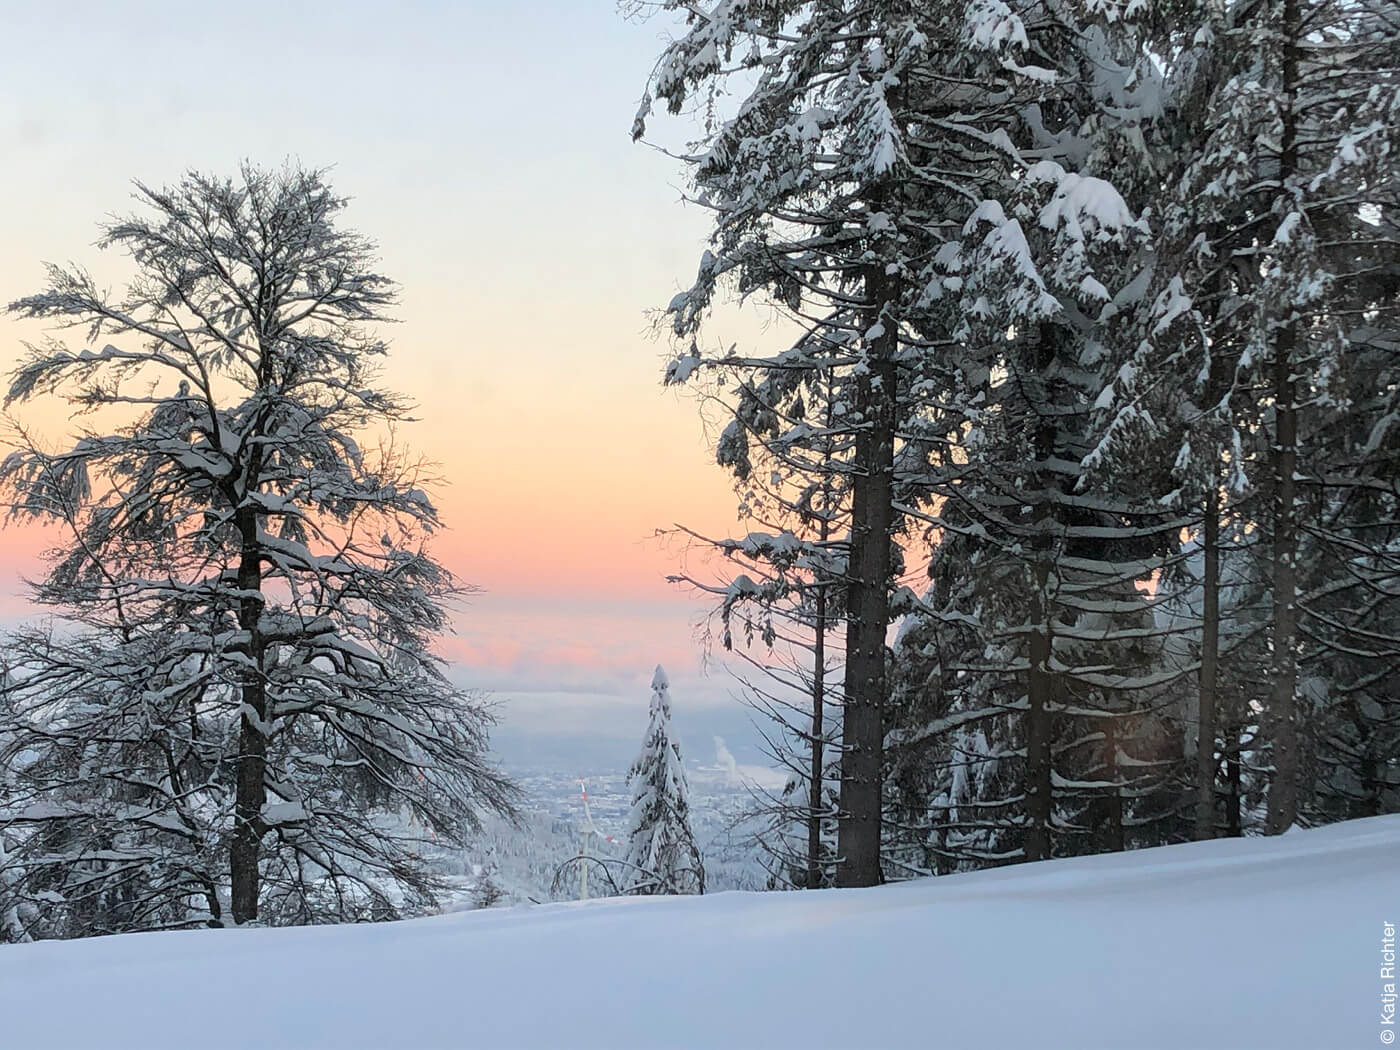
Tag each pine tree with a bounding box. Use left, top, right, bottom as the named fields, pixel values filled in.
left=623, top=666, right=703, bottom=895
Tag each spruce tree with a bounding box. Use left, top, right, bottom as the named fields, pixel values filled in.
left=623, top=666, right=704, bottom=895
left=1094, top=0, right=1400, bottom=833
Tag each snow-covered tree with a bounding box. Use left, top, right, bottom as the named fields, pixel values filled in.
left=623, top=666, right=703, bottom=895
left=636, top=0, right=948, bottom=887
left=665, top=394, right=847, bottom=891
left=1092, top=0, right=1400, bottom=833
left=0, top=164, right=517, bottom=937
left=637, top=0, right=1206, bottom=879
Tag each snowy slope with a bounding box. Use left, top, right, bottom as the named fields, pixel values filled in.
left=2, top=816, right=1395, bottom=1050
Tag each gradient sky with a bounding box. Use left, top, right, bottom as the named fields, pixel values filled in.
left=0, top=1, right=774, bottom=770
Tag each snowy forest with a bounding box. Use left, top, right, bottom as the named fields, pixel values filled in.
left=0, top=0, right=1396, bottom=1044
left=643, top=0, right=1400, bottom=887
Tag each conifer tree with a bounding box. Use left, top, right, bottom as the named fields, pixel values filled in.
left=1094, top=0, right=1400, bottom=832
left=665, top=378, right=847, bottom=890
left=636, top=0, right=920, bottom=886
left=639, top=0, right=1399, bottom=879
left=623, top=666, right=704, bottom=895
left=877, top=0, right=1195, bottom=868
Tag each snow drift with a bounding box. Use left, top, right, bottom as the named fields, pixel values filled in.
left=2, top=816, right=1395, bottom=1049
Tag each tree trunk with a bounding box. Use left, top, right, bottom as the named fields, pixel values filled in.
left=1225, top=725, right=1244, bottom=837
left=1360, top=742, right=1382, bottom=818
left=1266, top=0, right=1301, bottom=836
left=231, top=505, right=267, bottom=924
left=1023, top=324, right=1059, bottom=864
left=836, top=262, right=897, bottom=888
left=1023, top=563, right=1055, bottom=863
left=1098, top=718, right=1125, bottom=854
left=933, top=802, right=948, bottom=877
left=1266, top=340, right=1300, bottom=836
left=1195, top=482, right=1222, bottom=840
left=807, top=512, right=831, bottom=888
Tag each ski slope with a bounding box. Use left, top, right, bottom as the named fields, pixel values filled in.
left=2, top=816, right=1395, bottom=1049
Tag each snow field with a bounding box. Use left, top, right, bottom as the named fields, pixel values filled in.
left=1, top=815, right=1394, bottom=1049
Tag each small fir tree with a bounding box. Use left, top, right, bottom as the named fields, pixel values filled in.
left=623, top=666, right=703, bottom=895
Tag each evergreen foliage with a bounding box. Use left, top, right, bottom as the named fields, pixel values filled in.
left=637, top=0, right=1400, bottom=879
left=623, top=666, right=704, bottom=894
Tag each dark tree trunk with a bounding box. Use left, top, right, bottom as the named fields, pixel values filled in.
left=1266, top=0, right=1301, bottom=835
left=1195, top=482, right=1222, bottom=840
left=1023, top=570, right=1055, bottom=863
left=1360, top=744, right=1382, bottom=818
left=807, top=520, right=829, bottom=889
left=1098, top=718, right=1125, bottom=854
left=933, top=803, right=949, bottom=877
left=1023, top=324, right=1059, bottom=864
left=231, top=505, right=267, bottom=924
left=1352, top=712, right=1382, bottom=818
left=1267, top=334, right=1300, bottom=833
left=836, top=262, right=897, bottom=889
left=1225, top=725, right=1243, bottom=837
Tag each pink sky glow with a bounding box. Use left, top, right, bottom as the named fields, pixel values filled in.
left=0, top=3, right=793, bottom=756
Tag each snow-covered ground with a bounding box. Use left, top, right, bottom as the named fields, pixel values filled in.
left=3, top=816, right=1395, bottom=1049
